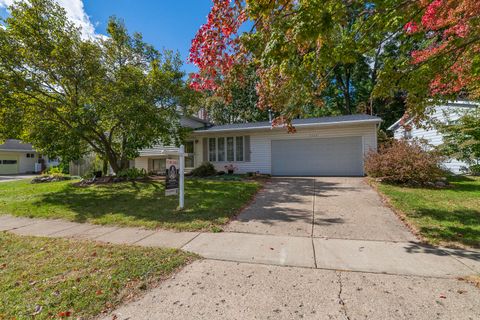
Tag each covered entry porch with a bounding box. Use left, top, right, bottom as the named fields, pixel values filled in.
left=134, top=141, right=195, bottom=175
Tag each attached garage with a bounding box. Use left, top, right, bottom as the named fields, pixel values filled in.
left=271, top=136, right=364, bottom=176
left=148, top=114, right=381, bottom=177
left=0, top=154, right=19, bottom=174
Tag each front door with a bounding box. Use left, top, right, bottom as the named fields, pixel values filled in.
left=151, top=158, right=166, bottom=174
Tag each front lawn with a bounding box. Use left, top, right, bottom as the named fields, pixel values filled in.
left=0, top=232, right=195, bottom=319
left=0, top=178, right=261, bottom=231
left=376, top=176, right=480, bottom=248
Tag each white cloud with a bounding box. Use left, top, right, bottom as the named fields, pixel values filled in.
left=0, top=0, right=98, bottom=39
left=0, top=0, right=14, bottom=7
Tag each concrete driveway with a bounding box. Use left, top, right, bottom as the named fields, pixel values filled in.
left=0, top=174, right=36, bottom=183
left=225, top=177, right=416, bottom=241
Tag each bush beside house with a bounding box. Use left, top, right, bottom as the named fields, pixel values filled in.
left=365, top=139, right=446, bottom=185
left=190, top=162, right=216, bottom=177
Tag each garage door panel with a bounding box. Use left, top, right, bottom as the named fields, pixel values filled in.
left=0, top=154, right=19, bottom=174
left=271, top=137, right=363, bottom=176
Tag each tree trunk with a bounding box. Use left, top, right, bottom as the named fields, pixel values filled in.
left=344, top=67, right=352, bottom=114
left=335, top=66, right=353, bottom=115
left=105, top=151, right=120, bottom=174
left=102, top=155, right=109, bottom=175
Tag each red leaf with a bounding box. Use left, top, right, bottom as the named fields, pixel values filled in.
left=57, top=310, right=72, bottom=317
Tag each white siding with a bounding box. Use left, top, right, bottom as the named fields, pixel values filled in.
left=19, top=153, right=36, bottom=173
left=193, top=123, right=377, bottom=174
left=137, top=116, right=206, bottom=157
left=392, top=103, right=476, bottom=173
left=134, top=157, right=149, bottom=172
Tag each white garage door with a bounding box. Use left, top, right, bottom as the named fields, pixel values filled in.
left=0, top=154, right=19, bottom=175
left=271, top=136, right=364, bottom=176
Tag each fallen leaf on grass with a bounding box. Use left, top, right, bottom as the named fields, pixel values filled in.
left=57, top=310, right=71, bottom=317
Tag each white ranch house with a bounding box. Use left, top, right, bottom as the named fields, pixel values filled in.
left=0, top=139, right=60, bottom=175
left=134, top=114, right=381, bottom=176
left=388, top=100, right=479, bottom=174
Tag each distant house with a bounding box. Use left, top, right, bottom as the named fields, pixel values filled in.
left=134, top=114, right=382, bottom=176
left=0, top=139, right=59, bottom=175
left=388, top=100, right=479, bottom=173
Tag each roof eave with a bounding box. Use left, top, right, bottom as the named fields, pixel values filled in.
left=0, top=148, right=36, bottom=152
left=192, top=118, right=382, bottom=134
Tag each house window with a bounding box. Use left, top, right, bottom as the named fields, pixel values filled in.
left=208, top=136, right=245, bottom=162
left=235, top=136, right=244, bottom=161
left=403, top=130, right=412, bottom=139
left=208, top=138, right=216, bottom=162
left=185, top=141, right=195, bottom=168
left=2, top=160, right=17, bottom=165
left=217, top=137, right=225, bottom=161
left=226, top=137, right=234, bottom=161
left=26, top=153, right=35, bottom=158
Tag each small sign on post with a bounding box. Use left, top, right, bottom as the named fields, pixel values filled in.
left=165, top=158, right=179, bottom=196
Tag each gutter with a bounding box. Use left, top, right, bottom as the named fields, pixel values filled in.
left=192, top=118, right=382, bottom=134
left=0, top=149, right=36, bottom=152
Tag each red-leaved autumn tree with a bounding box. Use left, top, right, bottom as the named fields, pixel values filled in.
left=188, top=0, right=245, bottom=92
left=189, top=1, right=418, bottom=128
left=405, top=0, right=480, bottom=98
left=189, top=1, right=478, bottom=125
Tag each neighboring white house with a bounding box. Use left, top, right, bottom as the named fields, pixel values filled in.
left=0, top=139, right=60, bottom=174
left=388, top=100, right=479, bottom=174
left=134, top=114, right=382, bottom=176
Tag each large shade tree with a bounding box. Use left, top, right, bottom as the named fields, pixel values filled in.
left=189, top=0, right=417, bottom=129
left=0, top=0, right=188, bottom=173
left=376, top=0, right=480, bottom=122
left=189, top=0, right=480, bottom=128
left=190, top=65, right=270, bottom=124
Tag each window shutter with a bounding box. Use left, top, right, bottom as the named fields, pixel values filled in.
left=244, top=136, right=251, bottom=162
left=202, top=138, right=208, bottom=162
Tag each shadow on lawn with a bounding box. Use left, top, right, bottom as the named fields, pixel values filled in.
left=402, top=241, right=480, bottom=263
left=413, top=208, right=480, bottom=248
left=33, top=180, right=258, bottom=228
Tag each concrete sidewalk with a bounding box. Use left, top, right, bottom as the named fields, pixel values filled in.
left=1, top=215, right=479, bottom=278
left=104, top=259, right=480, bottom=320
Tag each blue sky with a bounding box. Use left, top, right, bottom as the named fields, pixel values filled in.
left=0, top=0, right=213, bottom=74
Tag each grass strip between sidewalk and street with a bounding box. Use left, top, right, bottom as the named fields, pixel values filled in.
left=0, top=232, right=197, bottom=319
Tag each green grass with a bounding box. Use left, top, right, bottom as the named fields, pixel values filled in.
left=0, top=178, right=261, bottom=231
left=377, top=176, right=480, bottom=248
left=0, top=232, right=195, bottom=319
